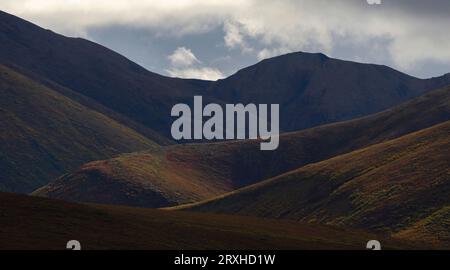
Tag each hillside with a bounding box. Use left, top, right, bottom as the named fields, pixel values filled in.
left=34, top=87, right=450, bottom=207
left=33, top=150, right=231, bottom=207
left=0, top=64, right=158, bottom=193
left=181, top=121, right=450, bottom=246
left=0, top=192, right=422, bottom=250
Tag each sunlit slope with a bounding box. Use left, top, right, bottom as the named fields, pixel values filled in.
left=183, top=121, right=450, bottom=245
left=33, top=150, right=231, bottom=207
left=0, top=65, right=158, bottom=193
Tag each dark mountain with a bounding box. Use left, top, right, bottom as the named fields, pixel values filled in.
left=0, top=10, right=212, bottom=139
left=34, top=86, right=450, bottom=207
left=0, top=192, right=423, bottom=250
left=181, top=121, right=450, bottom=247
left=209, top=52, right=450, bottom=131
left=0, top=64, right=158, bottom=193
left=1, top=10, right=450, bottom=141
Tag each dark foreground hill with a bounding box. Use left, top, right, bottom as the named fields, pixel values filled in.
left=0, top=192, right=423, bottom=250
left=34, top=87, right=450, bottom=207
left=181, top=121, right=450, bottom=247
left=0, top=64, right=158, bottom=193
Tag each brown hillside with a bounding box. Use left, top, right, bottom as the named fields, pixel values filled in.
left=33, top=150, right=231, bottom=207
left=182, top=121, right=450, bottom=246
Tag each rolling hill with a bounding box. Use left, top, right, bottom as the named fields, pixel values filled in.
left=34, top=86, right=450, bottom=207
left=180, top=121, right=450, bottom=247
left=0, top=192, right=423, bottom=250
left=33, top=150, right=232, bottom=208
left=0, top=64, right=158, bottom=193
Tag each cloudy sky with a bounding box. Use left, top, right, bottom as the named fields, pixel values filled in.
left=1, top=0, right=450, bottom=80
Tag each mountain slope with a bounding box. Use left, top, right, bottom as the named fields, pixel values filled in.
left=0, top=10, right=212, bottom=139
left=34, top=87, right=450, bottom=207
left=0, top=64, right=158, bottom=193
left=210, top=52, right=450, bottom=131
left=181, top=121, right=450, bottom=246
left=0, top=192, right=423, bottom=250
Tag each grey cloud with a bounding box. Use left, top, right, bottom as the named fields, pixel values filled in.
left=1, top=0, right=449, bottom=78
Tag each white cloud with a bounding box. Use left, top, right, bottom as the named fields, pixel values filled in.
left=223, top=20, right=253, bottom=53
left=166, top=67, right=224, bottom=81
left=166, top=47, right=224, bottom=80
left=168, top=47, right=200, bottom=67
left=223, top=20, right=244, bottom=49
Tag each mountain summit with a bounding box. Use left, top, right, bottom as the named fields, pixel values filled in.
left=209, top=51, right=450, bottom=131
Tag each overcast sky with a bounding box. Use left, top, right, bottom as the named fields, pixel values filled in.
left=1, top=0, right=450, bottom=80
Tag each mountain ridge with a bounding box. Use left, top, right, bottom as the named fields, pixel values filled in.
left=209, top=51, right=450, bottom=132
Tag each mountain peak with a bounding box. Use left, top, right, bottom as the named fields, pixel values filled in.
left=210, top=49, right=450, bottom=132
left=260, top=51, right=330, bottom=66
